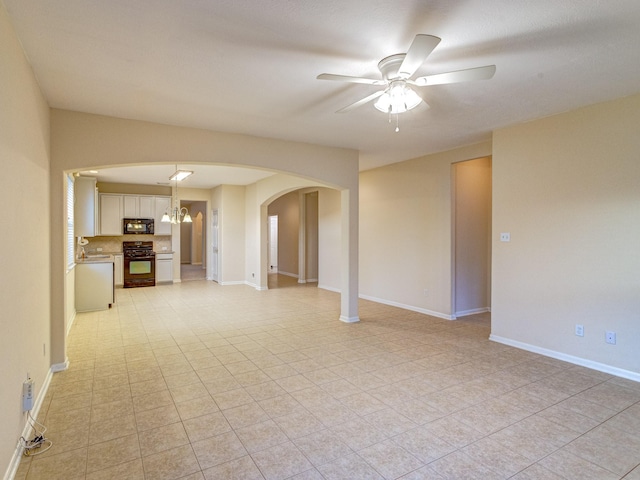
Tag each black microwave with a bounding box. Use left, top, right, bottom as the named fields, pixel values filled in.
left=123, top=218, right=154, bottom=235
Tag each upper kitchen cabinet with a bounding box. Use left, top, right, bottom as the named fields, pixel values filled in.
left=154, top=196, right=171, bottom=235
left=75, top=176, right=97, bottom=237
left=123, top=195, right=154, bottom=218
left=99, top=194, right=123, bottom=236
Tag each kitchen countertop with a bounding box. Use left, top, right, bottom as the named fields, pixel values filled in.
left=76, top=254, right=114, bottom=264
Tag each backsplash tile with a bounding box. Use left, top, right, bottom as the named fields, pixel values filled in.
left=83, top=235, right=171, bottom=254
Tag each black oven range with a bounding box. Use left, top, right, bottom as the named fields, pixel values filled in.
left=123, top=241, right=155, bottom=288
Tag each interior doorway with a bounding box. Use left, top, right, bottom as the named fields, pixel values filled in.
left=180, top=200, right=207, bottom=281
left=452, top=157, right=492, bottom=318
left=266, top=189, right=319, bottom=289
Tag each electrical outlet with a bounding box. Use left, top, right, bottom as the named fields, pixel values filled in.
left=605, top=331, right=616, bottom=345
left=23, top=378, right=34, bottom=411
left=423, top=289, right=428, bottom=297
left=97, top=247, right=103, bottom=252
left=500, top=232, right=511, bottom=242
left=575, top=324, right=584, bottom=337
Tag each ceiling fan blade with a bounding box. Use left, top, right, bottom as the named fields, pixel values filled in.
left=413, top=65, right=496, bottom=86
left=336, top=90, right=385, bottom=113
left=398, top=34, right=441, bottom=78
left=317, top=73, right=385, bottom=86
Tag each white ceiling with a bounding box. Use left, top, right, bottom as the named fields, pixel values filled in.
left=5, top=0, right=640, bottom=186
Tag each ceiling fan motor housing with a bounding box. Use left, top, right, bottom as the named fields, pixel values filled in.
left=378, top=54, right=408, bottom=81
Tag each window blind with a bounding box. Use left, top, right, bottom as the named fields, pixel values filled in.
left=67, top=175, right=75, bottom=268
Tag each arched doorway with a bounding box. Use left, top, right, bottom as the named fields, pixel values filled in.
left=51, top=111, right=360, bottom=368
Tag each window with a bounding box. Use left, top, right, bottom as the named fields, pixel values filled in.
left=67, top=174, right=75, bottom=268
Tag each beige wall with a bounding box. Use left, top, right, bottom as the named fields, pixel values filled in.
left=492, top=93, right=640, bottom=378
left=96, top=182, right=171, bottom=196
left=305, top=191, right=319, bottom=281
left=359, top=142, right=492, bottom=318
left=318, top=188, right=342, bottom=291
left=211, top=185, right=246, bottom=284
left=0, top=4, right=51, bottom=475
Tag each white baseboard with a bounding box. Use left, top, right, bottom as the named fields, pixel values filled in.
left=278, top=271, right=298, bottom=279
left=4, top=367, right=55, bottom=480
left=51, top=358, right=69, bottom=373
left=239, top=280, right=267, bottom=291
left=340, top=315, right=360, bottom=323
left=490, top=334, right=640, bottom=383
left=454, top=307, right=491, bottom=318
left=218, top=280, right=245, bottom=286
left=358, top=293, right=455, bottom=320
left=318, top=284, right=340, bottom=293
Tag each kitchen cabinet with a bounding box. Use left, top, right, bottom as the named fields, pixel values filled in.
left=139, top=196, right=154, bottom=218
left=99, top=193, right=171, bottom=236
left=74, top=176, right=97, bottom=237
left=99, top=194, right=123, bottom=236
left=114, top=254, right=123, bottom=286
left=123, top=195, right=154, bottom=218
left=156, top=252, right=173, bottom=283
left=154, top=196, right=172, bottom=235
left=76, top=261, right=114, bottom=312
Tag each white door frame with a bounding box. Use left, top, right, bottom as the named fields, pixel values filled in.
left=268, top=214, right=278, bottom=274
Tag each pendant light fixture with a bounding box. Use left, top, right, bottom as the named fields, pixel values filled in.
left=161, top=166, right=193, bottom=224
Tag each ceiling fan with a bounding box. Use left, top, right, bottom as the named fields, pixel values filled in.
left=317, top=34, right=496, bottom=126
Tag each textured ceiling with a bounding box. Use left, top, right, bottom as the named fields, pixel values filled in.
left=5, top=0, right=640, bottom=179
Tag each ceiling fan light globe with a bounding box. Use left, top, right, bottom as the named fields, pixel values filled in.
left=401, top=87, right=422, bottom=111
left=374, top=92, right=392, bottom=113
left=374, top=83, right=422, bottom=114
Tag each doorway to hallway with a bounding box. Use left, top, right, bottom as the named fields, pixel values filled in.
left=452, top=156, right=492, bottom=318
left=180, top=200, right=207, bottom=282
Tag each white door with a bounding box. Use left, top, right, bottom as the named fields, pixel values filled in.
left=268, top=215, right=278, bottom=273
left=211, top=210, right=219, bottom=282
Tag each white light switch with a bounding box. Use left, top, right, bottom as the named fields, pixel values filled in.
left=500, top=232, right=511, bottom=242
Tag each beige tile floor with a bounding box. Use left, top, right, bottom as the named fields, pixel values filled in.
left=15, top=275, right=640, bottom=479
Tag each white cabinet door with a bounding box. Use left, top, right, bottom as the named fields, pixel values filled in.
left=75, top=262, right=114, bottom=312
left=123, top=195, right=154, bottom=219
left=99, top=194, right=123, bottom=236
left=114, top=254, right=123, bottom=286
left=123, top=195, right=138, bottom=218
left=139, top=196, right=154, bottom=218
left=74, top=176, right=97, bottom=237
left=154, top=196, right=172, bottom=235
left=156, top=254, right=173, bottom=283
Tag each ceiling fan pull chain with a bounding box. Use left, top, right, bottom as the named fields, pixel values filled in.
left=395, top=114, right=400, bottom=133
